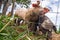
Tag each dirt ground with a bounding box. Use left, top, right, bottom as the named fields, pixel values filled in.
left=52, top=32, right=60, bottom=40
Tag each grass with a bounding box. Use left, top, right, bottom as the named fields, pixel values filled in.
left=0, top=15, right=60, bottom=40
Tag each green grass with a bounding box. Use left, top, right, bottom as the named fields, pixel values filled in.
left=0, top=15, right=60, bottom=40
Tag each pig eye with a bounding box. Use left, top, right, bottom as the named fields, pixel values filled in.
left=30, top=12, right=36, bottom=16
left=30, top=14, right=32, bottom=16
left=33, top=12, right=36, bottom=15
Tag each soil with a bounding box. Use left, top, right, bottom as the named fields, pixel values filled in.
left=52, top=32, right=60, bottom=40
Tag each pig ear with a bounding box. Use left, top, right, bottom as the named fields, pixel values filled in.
left=43, top=8, right=50, bottom=13
left=44, top=8, right=50, bottom=12
left=32, top=4, right=38, bottom=7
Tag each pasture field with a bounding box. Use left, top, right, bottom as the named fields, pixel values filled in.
left=0, top=15, right=60, bottom=40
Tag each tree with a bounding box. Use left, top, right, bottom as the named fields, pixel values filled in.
left=11, top=0, right=16, bottom=16
left=10, top=0, right=31, bottom=16
left=16, top=0, right=31, bottom=8
left=2, top=0, right=12, bottom=15
left=0, top=0, right=2, bottom=9
left=2, top=0, right=31, bottom=15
